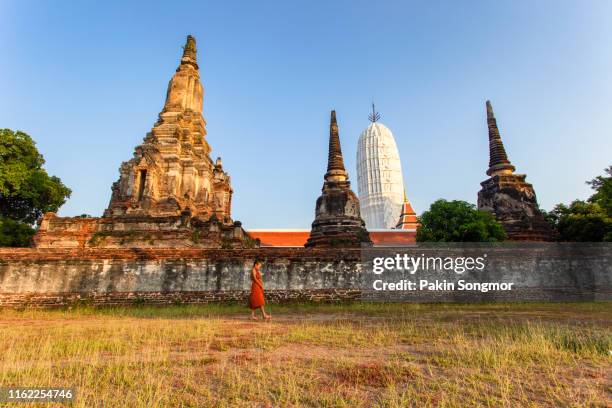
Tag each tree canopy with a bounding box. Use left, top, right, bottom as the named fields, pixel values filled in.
left=0, top=129, right=71, bottom=246
left=545, top=166, right=612, bottom=242
left=586, top=165, right=612, bottom=216
left=416, top=199, right=507, bottom=242
left=545, top=200, right=610, bottom=242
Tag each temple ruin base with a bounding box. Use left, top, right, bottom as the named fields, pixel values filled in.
left=478, top=174, right=552, bottom=241
left=32, top=213, right=256, bottom=249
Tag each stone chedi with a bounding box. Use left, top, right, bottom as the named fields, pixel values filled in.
left=306, top=111, right=372, bottom=248
left=477, top=101, right=552, bottom=241
left=395, top=190, right=418, bottom=231
left=357, top=105, right=410, bottom=229
left=34, top=36, right=252, bottom=249
left=105, top=35, right=231, bottom=221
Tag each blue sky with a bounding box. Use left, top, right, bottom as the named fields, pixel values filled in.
left=1, top=1, right=611, bottom=228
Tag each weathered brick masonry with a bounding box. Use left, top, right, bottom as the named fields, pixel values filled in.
left=0, top=248, right=363, bottom=307
left=0, top=245, right=610, bottom=307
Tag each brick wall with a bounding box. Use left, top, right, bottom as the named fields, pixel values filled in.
left=0, top=245, right=610, bottom=307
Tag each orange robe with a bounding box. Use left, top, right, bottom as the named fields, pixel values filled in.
left=248, top=269, right=265, bottom=309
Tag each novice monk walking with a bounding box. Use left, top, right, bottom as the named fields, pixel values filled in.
left=249, top=260, right=270, bottom=320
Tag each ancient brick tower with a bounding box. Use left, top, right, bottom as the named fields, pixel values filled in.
left=34, top=36, right=252, bottom=249
left=105, top=35, right=232, bottom=222
left=306, top=111, right=371, bottom=248
left=477, top=101, right=552, bottom=241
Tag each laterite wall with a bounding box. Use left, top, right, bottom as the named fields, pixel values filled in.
left=0, top=245, right=610, bottom=307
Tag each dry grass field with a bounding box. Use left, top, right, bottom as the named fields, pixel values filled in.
left=0, top=302, right=610, bottom=407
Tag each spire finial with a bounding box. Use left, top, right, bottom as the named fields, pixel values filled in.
left=485, top=100, right=515, bottom=176
left=486, top=100, right=494, bottom=119
left=180, top=35, right=198, bottom=68
left=325, top=110, right=348, bottom=182
left=368, top=102, right=381, bottom=123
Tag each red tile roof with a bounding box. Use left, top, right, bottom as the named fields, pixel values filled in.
left=247, top=229, right=416, bottom=247
left=396, top=199, right=419, bottom=230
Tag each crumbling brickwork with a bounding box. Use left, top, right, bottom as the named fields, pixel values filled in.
left=32, top=36, right=252, bottom=249
left=477, top=101, right=552, bottom=241
left=1, top=246, right=609, bottom=307
left=306, top=111, right=371, bottom=248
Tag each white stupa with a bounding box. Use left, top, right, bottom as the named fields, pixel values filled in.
left=356, top=105, right=406, bottom=229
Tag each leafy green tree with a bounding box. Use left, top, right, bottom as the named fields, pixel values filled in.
left=416, top=199, right=507, bottom=242
left=546, top=201, right=611, bottom=242
left=586, top=165, right=612, bottom=216
left=545, top=166, right=612, bottom=242
left=0, top=217, right=36, bottom=247
left=0, top=129, right=71, bottom=246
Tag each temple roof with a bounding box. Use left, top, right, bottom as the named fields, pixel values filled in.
left=249, top=229, right=415, bottom=247
left=395, top=191, right=418, bottom=230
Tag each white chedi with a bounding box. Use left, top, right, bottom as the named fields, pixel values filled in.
left=356, top=121, right=405, bottom=229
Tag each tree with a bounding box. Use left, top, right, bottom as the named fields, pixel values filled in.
left=0, top=217, right=37, bottom=247
left=416, top=199, right=507, bottom=242
left=586, top=165, right=612, bottom=216
left=0, top=129, right=71, bottom=246
left=546, top=201, right=610, bottom=242
left=545, top=166, right=612, bottom=242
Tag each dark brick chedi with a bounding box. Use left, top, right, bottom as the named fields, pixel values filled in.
left=477, top=101, right=552, bottom=241
left=306, top=111, right=371, bottom=247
